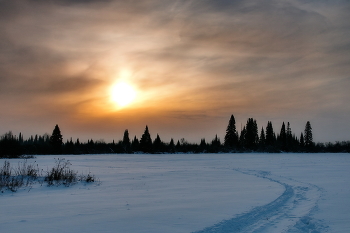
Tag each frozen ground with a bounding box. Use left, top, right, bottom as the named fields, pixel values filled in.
left=1, top=153, right=349, bottom=233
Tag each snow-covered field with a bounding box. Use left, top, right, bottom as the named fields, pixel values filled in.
left=1, top=153, right=349, bottom=233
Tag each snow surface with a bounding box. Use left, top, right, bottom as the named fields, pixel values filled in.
left=1, top=153, right=350, bottom=233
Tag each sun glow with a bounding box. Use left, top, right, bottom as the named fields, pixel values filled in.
left=110, top=82, right=137, bottom=108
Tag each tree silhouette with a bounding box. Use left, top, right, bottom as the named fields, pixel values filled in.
left=153, top=134, right=163, bottom=152
left=140, top=125, right=152, bottom=153
left=175, top=140, right=181, bottom=152
left=50, top=124, right=63, bottom=154
left=211, top=134, right=221, bottom=152
left=168, top=138, right=175, bottom=153
left=239, top=126, right=246, bottom=148
left=199, top=138, right=207, bottom=152
left=286, top=122, right=292, bottom=150
left=19, top=132, right=23, bottom=144
left=224, top=115, right=239, bottom=148
left=64, top=137, right=75, bottom=154
left=259, top=127, right=265, bottom=148
left=300, top=133, right=305, bottom=148
left=131, top=136, right=139, bottom=151
left=279, top=122, right=287, bottom=151
left=122, top=129, right=131, bottom=153
left=265, top=121, right=275, bottom=147
left=0, top=131, right=22, bottom=158
left=244, top=118, right=259, bottom=150
left=2, top=113, right=340, bottom=155
left=304, top=121, right=313, bottom=149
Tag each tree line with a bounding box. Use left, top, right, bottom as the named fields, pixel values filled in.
left=1, top=115, right=349, bottom=158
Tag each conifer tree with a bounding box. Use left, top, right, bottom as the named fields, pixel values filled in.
left=153, top=134, right=163, bottom=152
left=64, top=137, right=74, bottom=154
left=168, top=138, right=175, bottom=153
left=286, top=122, right=293, bottom=151
left=140, top=125, right=152, bottom=153
left=265, top=121, right=275, bottom=147
left=244, top=118, right=259, bottom=150
left=224, top=115, right=238, bottom=148
left=44, top=134, right=50, bottom=143
left=199, top=138, right=207, bottom=152
left=286, top=122, right=292, bottom=138
left=239, top=126, right=246, bottom=148
left=122, top=130, right=130, bottom=146
left=131, top=136, right=139, bottom=151
left=122, top=130, right=131, bottom=152
left=175, top=140, right=181, bottom=152
left=300, top=133, right=305, bottom=148
left=19, top=132, right=23, bottom=144
left=0, top=131, right=21, bottom=157
left=50, top=124, right=63, bottom=154
left=279, top=122, right=287, bottom=150
left=211, top=134, right=221, bottom=151
left=38, top=135, right=43, bottom=143
left=122, top=129, right=131, bottom=152
left=304, top=121, right=313, bottom=148
left=259, top=127, right=265, bottom=147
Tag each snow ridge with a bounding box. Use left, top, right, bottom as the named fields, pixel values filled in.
left=193, top=169, right=327, bottom=233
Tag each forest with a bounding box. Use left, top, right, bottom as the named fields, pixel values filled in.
left=1, top=115, right=349, bottom=158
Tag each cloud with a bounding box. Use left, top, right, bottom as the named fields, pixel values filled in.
left=0, top=0, right=349, bottom=142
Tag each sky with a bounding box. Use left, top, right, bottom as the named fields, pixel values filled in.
left=0, top=0, right=349, bottom=143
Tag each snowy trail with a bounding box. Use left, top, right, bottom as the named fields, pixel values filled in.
left=193, top=168, right=326, bottom=233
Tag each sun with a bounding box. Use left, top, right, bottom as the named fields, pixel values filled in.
left=110, top=82, right=137, bottom=108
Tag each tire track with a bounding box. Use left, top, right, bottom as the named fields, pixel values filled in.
left=193, top=169, right=326, bottom=233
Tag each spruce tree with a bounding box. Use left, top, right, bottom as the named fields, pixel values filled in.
left=199, top=138, right=207, bottom=152
left=279, top=122, right=287, bottom=151
left=304, top=121, right=313, bottom=148
left=122, top=130, right=130, bottom=145
left=50, top=124, right=63, bottom=154
left=244, top=118, right=259, bottom=150
left=122, top=129, right=131, bottom=153
left=175, top=140, right=181, bottom=152
left=131, top=136, right=140, bottom=151
left=224, top=115, right=238, bottom=148
left=38, top=135, right=43, bottom=143
left=140, top=125, right=152, bottom=153
left=259, top=127, right=265, bottom=147
left=286, top=122, right=292, bottom=138
left=300, top=133, right=305, bottom=148
left=44, top=134, right=50, bottom=143
left=153, top=134, right=163, bottom=152
left=0, top=131, right=22, bottom=158
left=168, top=138, right=175, bottom=153
left=265, top=121, right=275, bottom=147
left=239, top=126, right=246, bottom=148
left=19, top=132, right=23, bottom=144
left=286, top=122, right=292, bottom=150
left=211, top=134, right=221, bottom=152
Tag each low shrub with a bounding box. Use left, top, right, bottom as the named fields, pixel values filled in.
left=0, top=158, right=98, bottom=192
left=0, top=160, right=40, bottom=192
left=45, top=158, right=78, bottom=186
left=79, top=172, right=96, bottom=183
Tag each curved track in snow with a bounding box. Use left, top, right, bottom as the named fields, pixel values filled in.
left=193, top=169, right=327, bottom=233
